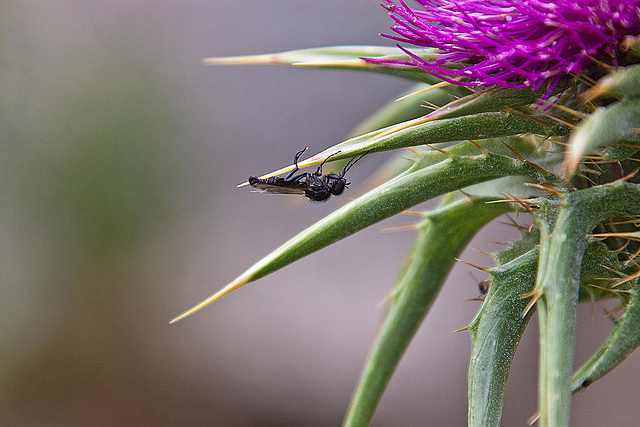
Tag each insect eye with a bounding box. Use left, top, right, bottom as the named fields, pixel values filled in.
left=331, top=179, right=346, bottom=195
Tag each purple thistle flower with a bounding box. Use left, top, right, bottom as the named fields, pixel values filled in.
left=372, top=0, right=640, bottom=97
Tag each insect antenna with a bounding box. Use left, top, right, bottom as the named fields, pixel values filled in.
left=315, top=150, right=342, bottom=175
left=340, top=150, right=369, bottom=178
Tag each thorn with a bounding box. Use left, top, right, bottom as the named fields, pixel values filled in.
left=394, top=81, right=451, bottom=102
left=577, top=72, right=598, bottom=86
left=492, top=193, right=535, bottom=214
left=549, top=102, right=588, bottom=119
left=613, top=270, right=640, bottom=288
left=501, top=141, right=526, bottom=161
left=612, top=240, right=631, bottom=254
left=469, top=247, right=494, bottom=256
left=620, top=168, right=639, bottom=182
left=605, top=304, right=625, bottom=318
left=580, top=83, right=610, bottom=103
left=511, top=194, right=536, bottom=214
left=580, top=167, right=602, bottom=175
left=591, top=277, right=619, bottom=282
left=292, top=59, right=371, bottom=68
left=498, top=214, right=529, bottom=231
left=484, top=240, right=511, bottom=247
left=590, top=231, right=640, bottom=241
left=534, top=108, right=578, bottom=130
left=509, top=106, right=577, bottom=131
left=582, top=286, right=597, bottom=322
left=455, top=258, right=488, bottom=272
left=457, top=189, right=477, bottom=201
left=587, top=283, right=632, bottom=294
left=381, top=223, right=420, bottom=232
left=524, top=160, right=552, bottom=178
left=425, top=143, right=454, bottom=157
left=614, top=142, right=640, bottom=148
left=575, top=172, right=599, bottom=186
left=452, top=325, right=470, bottom=334
left=520, top=289, right=540, bottom=318
left=405, top=146, right=421, bottom=156
left=485, top=199, right=518, bottom=204
left=400, top=209, right=426, bottom=216
left=520, top=241, right=539, bottom=247
left=585, top=54, right=614, bottom=72
left=597, top=263, right=626, bottom=277
left=399, top=156, right=418, bottom=163
left=523, top=182, right=561, bottom=196
left=624, top=247, right=640, bottom=265
left=468, top=139, right=488, bottom=154
left=169, top=278, right=248, bottom=323
left=421, top=101, right=439, bottom=111
left=613, top=216, right=640, bottom=225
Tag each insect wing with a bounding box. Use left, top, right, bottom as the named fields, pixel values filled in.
left=249, top=178, right=308, bottom=195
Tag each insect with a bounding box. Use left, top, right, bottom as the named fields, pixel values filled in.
left=467, top=272, right=491, bottom=301
left=248, top=147, right=367, bottom=202
left=477, top=278, right=491, bottom=297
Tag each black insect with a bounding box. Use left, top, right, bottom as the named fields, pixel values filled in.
left=477, top=278, right=491, bottom=297
left=248, top=147, right=366, bottom=202
left=467, top=272, right=491, bottom=301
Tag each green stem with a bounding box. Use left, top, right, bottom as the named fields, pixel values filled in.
left=534, top=181, right=640, bottom=427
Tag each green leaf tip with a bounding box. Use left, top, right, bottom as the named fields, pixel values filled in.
left=173, top=150, right=554, bottom=323
left=203, top=45, right=442, bottom=83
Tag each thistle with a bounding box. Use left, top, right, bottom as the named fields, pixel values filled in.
left=175, top=1, right=640, bottom=426
left=373, top=0, right=640, bottom=98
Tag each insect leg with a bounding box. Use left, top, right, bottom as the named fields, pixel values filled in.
left=285, top=146, right=309, bottom=180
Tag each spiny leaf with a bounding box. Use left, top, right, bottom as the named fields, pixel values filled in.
left=241, top=111, right=568, bottom=186
left=171, top=152, right=552, bottom=323
left=468, top=247, right=538, bottom=427
left=204, top=45, right=440, bottom=83
left=368, top=86, right=544, bottom=142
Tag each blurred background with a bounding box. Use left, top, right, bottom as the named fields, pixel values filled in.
left=1, top=2, right=639, bottom=426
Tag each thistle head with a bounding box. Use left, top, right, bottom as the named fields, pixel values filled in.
left=373, top=0, right=640, bottom=99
